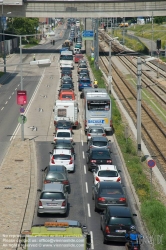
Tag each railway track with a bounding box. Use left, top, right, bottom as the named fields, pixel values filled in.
left=98, top=31, right=166, bottom=180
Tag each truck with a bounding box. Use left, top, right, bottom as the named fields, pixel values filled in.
left=20, top=220, right=91, bottom=250
left=59, top=50, right=74, bottom=69
left=83, top=88, right=112, bottom=133
left=53, top=100, right=79, bottom=129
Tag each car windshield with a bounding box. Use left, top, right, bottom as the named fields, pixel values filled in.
left=61, top=84, right=72, bottom=88
left=46, top=172, right=66, bottom=181
left=57, top=132, right=71, bottom=137
left=90, top=129, right=104, bottom=133
left=109, top=217, right=133, bottom=226
left=100, top=188, right=122, bottom=195
left=92, top=151, right=110, bottom=159
left=61, top=94, right=73, bottom=99
left=53, top=154, right=71, bottom=160
left=41, top=192, right=65, bottom=199
left=93, top=141, right=107, bottom=147
left=98, top=170, right=118, bottom=177
left=55, top=142, right=71, bottom=149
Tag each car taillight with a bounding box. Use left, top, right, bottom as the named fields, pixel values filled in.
left=96, top=176, right=100, bottom=182
left=110, top=120, right=112, bottom=127
left=102, top=134, right=106, bottom=136
left=54, top=121, right=56, bottom=125
left=105, top=226, right=110, bottom=234
left=54, top=139, right=56, bottom=142
left=87, top=133, right=91, bottom=136
left=69, top=158, right=73, bottom=164
left=91, top=160, right=96, bottom=163
left=107, top=160, right=112, bottom=163
left=62, top=180, right=69, bottom=185
left=133, top=247, right=139, bottom=250
left=117, top=177, right=121, bottom=182
left=62, top=201, right=66, bottom=207
left=51, top=156, right=55, bottom=164
left=75, top=121, right=78, bottom=126
left=119, top=197, right=126, bottom=202
left=70, top=139, right=73, bottom=142
left=98, top=197, right=105, bottom=202
left=85, top=120, right=87, bottom=126
left=39, top=200, right=42, bottom=206
left=44, top=180, right=51, bottom=184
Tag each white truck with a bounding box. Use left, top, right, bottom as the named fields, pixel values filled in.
left=59, top=50, right=74, bottom=69
left=53, top=100, right=79, bottom=129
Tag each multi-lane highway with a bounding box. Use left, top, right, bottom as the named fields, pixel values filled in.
left=0, top=24, right=152, bottom=250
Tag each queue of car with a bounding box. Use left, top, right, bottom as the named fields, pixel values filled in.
left=37, top=21, right=138, bottom=246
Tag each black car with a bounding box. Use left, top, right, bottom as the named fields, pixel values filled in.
left=55, top=120, right=73, bottom=131
left=86, top=148, right=112, bottom=171
left=59, top=83, right=74, bottom=91
left=61, top=77, right=73, bottom=86
left=42, top=165, right=71, bottom=193
left=78, top=72, right=90, bottom=80
left=79, top=68, right=89, bottom=75
left=92, top=182, right=127, bottom=211
left=61, top=69, right=72, bottom=78
left=100, top=206, right=137, bottom=243
left=51, top=139, right=75, bottom=154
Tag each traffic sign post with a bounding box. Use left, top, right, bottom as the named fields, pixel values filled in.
left=147, top=159, right=156, bottom=200
left=82, top=30, right=94, bottom=41
left=17, top=91, right=27, bottom=141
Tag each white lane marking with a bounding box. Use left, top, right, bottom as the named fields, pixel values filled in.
left=81, top=129, right=83, bottom=134
left=15, top=88, right=17, bottom=90
left=18, top=84, right=20, bottom=86
left=9, top=96, right=11, bottom=99
left=82, top=151, right=85, bottom=159
left=1, top=107, right=4, bottom=110
left=85, top=182, right=88, bottom=193
left=84, top=165, right=86, bottom=174
left=90, top=231, right=94, bottom=249
left=81, top=140, right=83, bottom=146
left=5, top=101, right=8, bottom=104
left=87, top=204, right=91, bottom=217
left=12, top=92, right=14, bottom=95
left=10, top=69, right=46, bottom=141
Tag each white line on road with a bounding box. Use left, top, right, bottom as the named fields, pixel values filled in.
left=82, top=151, right=85, bottom=159
left=15, top=88, right=17, bottom=90
left=5, top=101, right=8, bottom=104
left=81, top=140, right=83, bottom=146
left=1, top=107, right=4, bottom=110
left=84, top=165, right=86, bottom=174
left=87, top=204, right=91, bottom=217
left=9, top=96, right=11, bottom=99
left=18, top=84, right=20, bottom=86
left=85, top=182, right=88, bottom=193
left=90, top=231, right=94, bottom=249
left=12, top=92, right=14, bottom=95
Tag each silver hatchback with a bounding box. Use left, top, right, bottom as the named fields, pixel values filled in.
left=87, top=126, right=106, bottom=141
left=37, top=183, right=68, bottom=216
left=87, top=136, right=111, bottom=151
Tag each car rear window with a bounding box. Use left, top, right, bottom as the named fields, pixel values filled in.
left=57, top=121, right=71, bottom=127
left=109, top=217, right=133, bottom=226
left=46, top=172, right=66, bottom=181
left=93, top=141, right=107, bottom=147
left=57, top=132, right=71, bottom=138
left=61, top=94, right=73, bottom=99
left=98, top=170, right=118, bottom=177
left=56, top=143, right=71, bottom=149
left=92, top=151, right=110, bottom=159
left=90, top=129, right=104, bottom=133
left=100, top=188, right=122, bottom=195
left=41, top=192, right=65, bottom=200
left=53, top=154, right=71, bottom=160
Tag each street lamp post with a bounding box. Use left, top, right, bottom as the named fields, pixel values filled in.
left=137, top=57, right=142, bottom=156
left=108, top=37, right=118, bottom=94
left=1, top=3, right=6, bottom=73
left=151, top=12, right=154, bottom=57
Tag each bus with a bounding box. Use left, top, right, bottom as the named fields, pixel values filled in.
left=60, top=50, right=74, bottom=69
left=83, top=89, right=112, bottom=133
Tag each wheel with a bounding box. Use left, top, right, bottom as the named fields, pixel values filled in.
left=37, top=212, right=41, bottom=217
left=103, top=235, right=108, bottom=244
left=92, top=192, right=94, bottom=200
left=94, top=204, right=98, bottom=212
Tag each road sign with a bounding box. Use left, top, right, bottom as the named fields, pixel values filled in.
left=17, top=91, right=27, bottom=105
left=18, top=115, right=27, bottom=124
left=147, top=159, right=156, bottom=168
left=82, top=30, right=94, bottom=37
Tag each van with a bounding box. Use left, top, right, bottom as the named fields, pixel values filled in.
left=74, top=48, right=80, bottom=54
left=74, top=53, right=84, bottom=63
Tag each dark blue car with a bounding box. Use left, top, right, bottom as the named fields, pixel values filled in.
left=78, top=78, right=92, bottom=91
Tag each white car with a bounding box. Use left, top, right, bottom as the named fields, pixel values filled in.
left=92, top=165, right=121, bottom=185
left=50, top=149, right=75, bottom=172
left=53, top=129, right=73, bottom=142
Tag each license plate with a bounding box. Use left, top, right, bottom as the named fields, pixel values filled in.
left=104, top=180, right=113, bottom=181
left=47, top=203, right=57, bottom=206
left=108, top=201, right=116, bottom=204
left=116, top=230, right=126, bottom=233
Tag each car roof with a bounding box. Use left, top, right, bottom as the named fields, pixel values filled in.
left=88, top=126, right=105, bottom=130
left=97, top=165, right=118, bottom=171
left=43, top=183, right=64, bottom=192
left=56, top=129, right=71, bottom=133
left=59, top=90, right=74, bottom=94
left=99, top=181, right=122, bottom=188
left=48, top=165, right=67, bottom=171
left=53, top=149, right=71, bottom=155
left=90, top=148, right=110, bottom=152
left=107, top=206, right=132, bottom=217
left=91, top=136, right=108, bottom=142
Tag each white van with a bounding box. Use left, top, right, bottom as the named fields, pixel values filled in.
left=73, top=48, right=80, bottom=54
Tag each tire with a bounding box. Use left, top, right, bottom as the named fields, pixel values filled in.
left=92, top=193, right=94, bottom=200
left=94, top=205, right=98, bottom=212
left=37, top=212, right=41, bottom=217
left=103, top=235, right=108, bottom=244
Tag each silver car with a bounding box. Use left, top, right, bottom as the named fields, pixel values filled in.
left=37, top=183, right=68, bottom=216
left=87, top=136, right=111, bottom=151
left=87, top=126, right=106, bottom=141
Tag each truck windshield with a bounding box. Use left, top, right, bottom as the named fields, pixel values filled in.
left=87, top=101, right=110, bottom=111
left=60, top=55, right=73, bottom=60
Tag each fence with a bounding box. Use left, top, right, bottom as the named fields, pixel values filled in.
left=0, top=37, right=19, bottom=57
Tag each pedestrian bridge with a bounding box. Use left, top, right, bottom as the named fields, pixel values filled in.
left=1, top=0, right=166, bottom=18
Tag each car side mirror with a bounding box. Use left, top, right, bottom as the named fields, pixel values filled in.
left=53, top=132, right=55, bottom=135
left=53, top=109, right=54, bottom=112
left=118, top=170, right=121, bottom=172
left=49, top=152, right=53, bottom=155
left=37, top=189, right=41, bottom=192
left=109, top=140, right=111, bottom=142
left=78, top=109, right=79, bottom=112
left=133, top=214, right=137, bottom=216
left=100, top=212, right=104, bottom=215
left=72, top=142, right=76, bottom=145
left=91, top=169, right=95, bottom=172
left=51, top=142, right=55, bottom=145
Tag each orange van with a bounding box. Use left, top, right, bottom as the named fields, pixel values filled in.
left=58, top=90, right=75, bottom=100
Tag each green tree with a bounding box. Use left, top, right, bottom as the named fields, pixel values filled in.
left=154, top=16, right=164, bottom=24
left=7, top=17, right=39, bottom=35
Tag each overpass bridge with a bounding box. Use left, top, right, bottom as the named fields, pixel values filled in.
left=1, top=0, right=166, bottom=18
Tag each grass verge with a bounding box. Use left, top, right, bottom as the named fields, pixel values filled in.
left=88, top=56, right=166, bottom=250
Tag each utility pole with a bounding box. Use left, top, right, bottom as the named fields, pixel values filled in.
left=95, top=19, right=99, bottom=70
left=108, top=40, right=112, bottom=94
left=151, top=12, right=154, bottom=57
left=122, top=17, right=125, bottom=46
left=2, top=3, right=6, bottom=73
left=137, top=57, right=142, bottom=156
